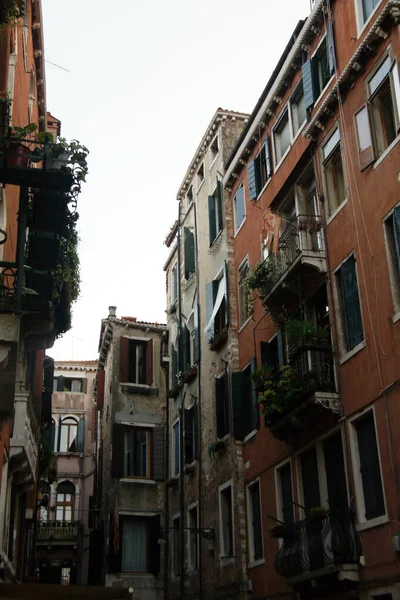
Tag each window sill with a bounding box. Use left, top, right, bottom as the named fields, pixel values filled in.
left=243, top=429, right=258, bottom=443
left=392, top=311, right=400, bottom=324
left=273, top=145, right=291, bottom=173
left=248, top=558, right=265, bottom=569
left=313, top=75, right=335, bottom=111
left=210, top=228, right=223, bottom=249
left=120, top=383, right=159, bottom=396
left=234, top=217, right=246, bottom=238
left=326, top=197, right=349, bottom=225
left=238, top=316, right=252, bottom=333
left=55, top=452, right=83, bottom=457
left=373, top=133, right=400, bottom=170
left=120, top=478, right=156, bottom=485
left=339, top=340, right=366, bottom=365
left=356, top=514, right=388, bottom=532
left=219, top=555, right=236, bottom=567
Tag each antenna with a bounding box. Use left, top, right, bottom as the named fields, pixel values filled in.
left=45, top=60, right=70, bottom=73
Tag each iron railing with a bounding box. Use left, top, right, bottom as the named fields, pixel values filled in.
left=36, top=520, right=81, bottom=543
left=290, top=345, right=336, bottom=394
left=259, top=214, right=325, bottom=296
left=275, top=509, right=361, bottom=578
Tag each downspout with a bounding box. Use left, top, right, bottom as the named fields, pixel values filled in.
left=161, top=334, right=170, bottom=600
left=193, top=204, right=203, bottom=600
left=177, top=202, right=185, bottom=599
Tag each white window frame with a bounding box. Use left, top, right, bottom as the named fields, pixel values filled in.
left=383, top=204, right=400, bottom=319
left=246, top=477, right=264, bottom=566
left=348, top=406, right=388, bottom=531
left=321, top=125, right=348, bottom=220
left=209, top=133, right=220, bottom=169
left=196, top=162, right=205, bottom=193
left=233, top=182, right=246, bottom=234
left=272, top=107, right=291, bottom=168
left=187, top=502, right=199, bottom=571
left=171, top=261, right=178, bottom=305
left=218, top=479, right=235, bottom=562
left=354, top=0, right=381, bottom=37
left=274, top=458, right=294, bottom=525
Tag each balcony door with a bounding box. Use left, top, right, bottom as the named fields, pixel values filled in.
left=56, top=481, right=76, bottom=522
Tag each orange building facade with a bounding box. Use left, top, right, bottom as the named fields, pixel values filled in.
left=224, top=1, right=400, bottom=598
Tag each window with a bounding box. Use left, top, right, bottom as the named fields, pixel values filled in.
left=60, top=417, right=78, bottom=452
left=290, top=83, right=306, bottom=135
left=276, top=462, right=294, bottom=525
left=188, top=505, right=198, bottom=570
left=322, top=128, right=346, bottom=216
left=184, top=227, right=195, bottom=280
left=185, top=186, right=193, bottom=210
left=119, top=337, right=153, bottom=386
left=273, top=109, right=290, bottom=164
left=314, top=37, right=332, bottom=98
left=361, top=54, right=400, bottom=160
left=351, top=410, right=385, bottom=522
left=216, top=373, right=230, bottom=439
left=205, top=265, right=228, bottom=340
left=56, top=481, right=75, bottom=521
left=196, top=163, right=204, bottom=191
left=302, top=33, right=335, bottom=111
left=208, top=181, right=223, bottom=245
left=173, top=419, right=180, bottom=476
left=247, top=480, right=263, bottom=562
left=233, top=184, right=245, bottom=232
left=172, top=515, right=181, bottom=576
left=384, top=207, right=400, bottom=313
left=210, top=133, right=219, bottom=165
left=54, top=377, right=85, bottom=393
left=360, top=0, right=380, bottom=24
left=238, top=259, right=250, bottom=327
left=219, top=482, right=234, bottom=558
left=231, top=359, right=258, bottom=440
left=122, top=519, right=148, bottom=572
left=171, top=262, right=178, bottom=304
left=184, top=405, right=197, bottom=465
left=123, top=428, right=150, bottom=478
left=335, top=255, right=364, bottom=352
left=247, top=137, right=272, bottom=201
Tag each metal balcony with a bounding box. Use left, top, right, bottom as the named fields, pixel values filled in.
left=9, top=391, right=40, bottom=487
left=259, top=214, right=327, bottom=303
left=36, top=521, right=82, bottom=545
left=275, top=509, right=361, bottom=583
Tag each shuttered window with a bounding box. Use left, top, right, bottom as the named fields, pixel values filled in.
left=355, top=105, right=374, bottom=170
left=248, top=480, right=263, bottom=561
left=184, top=405, right=198, bottom=464
left=216, top=374, right=230, bottom=439
left=354, top=411, right=385, bottom=520
left=208, top=182, right=223, bottom=246
left=234, top=184, right=245, bottom=232
left=302, top=34, right=335, bottom=111
left=120, top=337, right=153, bottom=385
left=184, top=227, right=195, bottom=280
left=338, top=256, right=364, bottom=351
left=111, top=425, right=163, bottom=480
left=173, top=420, right=180, bottom=476
left=231, top=365, right=255, bottom=441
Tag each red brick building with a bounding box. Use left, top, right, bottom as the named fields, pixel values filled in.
left=224, top=1, right=400, bottom=598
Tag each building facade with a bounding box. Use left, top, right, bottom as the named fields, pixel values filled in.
left=223, top=1, right=400, bottom=599
left=163, top=109, right=253, bottom=600
left=93, top=308, right=167, bottom=600
left=35, top=360, right=96, bottom=585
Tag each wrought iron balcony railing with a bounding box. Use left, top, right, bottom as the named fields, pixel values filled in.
left=258, top=214, right=325, bottom=297
left=36, top=520, right=82, bottom=543
left=275, top=509, right=361, bottom=579
left=290, top=345, right=336, bottom=394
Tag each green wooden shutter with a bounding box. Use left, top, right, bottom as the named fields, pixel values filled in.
left=194, top=404, right=199, bottom=460
left=248, top=160, right=257, bottom=201
left=265, top=137, right=272, bottom=180
left=216, top=375, right=229, bottom=439
left=152, top=427, right=164, bottom=480
left=57, top=416, right=62, bottom=451
left=146, top=338, right=153, bottom=385
left=205, top=282, right=214, bottom=340
left=82, top=378, right=88, bottom=393
left=217, top=180, right=224, bottom=231
left=250, top=358, right=260, bottom=430
left=184, top=227, right=195, bottom=279
left=171, top=344, right=178, bottom=387
left=341, top=256, right=364, bottom=351
left=76, top=416, right=85, bottom=453
left=393, top=207, right=400, bottom=277
left=149, top=515, right=161, bottom=574
left=184, top=408, right=193, bottom=465
left=356, top=412, right=385, bottom=519
left=194, top=305, right=200, bottom=364
left=326, top=20, right=335, bottom=75
left=111, top=424, right=125, bottom=479
left=302, top=59, right=316, bottom=110
left=119, top=337, right=129, bottom=383
left=208, top=195, right=217, bottom=245
left=232, top=371, right=246, bottom=440
left=57, top=376, right=64, bottom=391
left=224, top=260, right=229, bottom=327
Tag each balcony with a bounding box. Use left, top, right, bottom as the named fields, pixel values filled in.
left=36, top=521, right=82, bottom=546
left=9, top=392, right=40, bottom=487
left=275, top=510, right=361, bottom=584
left=251, top=215, right=327, bottom=310
left=262, top=346, right=340, bottom=442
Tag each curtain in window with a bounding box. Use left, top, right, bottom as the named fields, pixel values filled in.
left=122, top=520, right=147, bottom=572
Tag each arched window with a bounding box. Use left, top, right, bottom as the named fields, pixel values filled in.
left=56, top=481, right=75, bottom=522
left=60, top=417, right=78, bottom=452
left=37, top=481, right=51, bottom=522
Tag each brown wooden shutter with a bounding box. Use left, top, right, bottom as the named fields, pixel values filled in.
left=152, top=427, right=164, bottom=480
left=111, top=424, right=125, bottom=478
left=146, top=339, right=153, bottom=385
left=355, top=105, right=374, bottom=170
left=82, top=378, right=88, bottom=393
left=119, top=337, right=129, bottom=383
left=97, top=370, right=105, bottom=410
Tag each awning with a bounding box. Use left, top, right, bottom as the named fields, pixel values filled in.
left=204, top=274, right=226, bottom=334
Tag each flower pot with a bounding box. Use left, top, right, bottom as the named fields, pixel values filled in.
left=45, top=151, right=69, bottom=171
left=2, top=143, right=31, bottom=168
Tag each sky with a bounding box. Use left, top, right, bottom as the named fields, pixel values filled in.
left=42, top=0, right=312, bottom=361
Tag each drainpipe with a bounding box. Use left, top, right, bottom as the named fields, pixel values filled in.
left=161, top=334, right=170, bottom=600
left=193, top=204, right=203, bottom=600
left=177, top=202, right=185, bottom=599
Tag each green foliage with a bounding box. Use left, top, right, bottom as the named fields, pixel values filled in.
left=258, top=365, right=306, bottom=424
left=285, top=318, right=328, bottom=347
left=11, top=122, right=37, bottom=140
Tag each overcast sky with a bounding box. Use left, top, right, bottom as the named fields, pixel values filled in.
left=43, top=0, right=311, bottom=361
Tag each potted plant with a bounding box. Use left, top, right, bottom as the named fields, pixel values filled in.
left=0, top=122, right=36, bottom=168
left=269, top=523, right=285, bottom=538
left=308, top=506, right=328, bottom=521
left=182, top=364, right=197, bottom=384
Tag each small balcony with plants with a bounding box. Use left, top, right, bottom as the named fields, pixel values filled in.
left=247, top=214, right=327, bottom=313
left=274, top=509, right=361, bottom=584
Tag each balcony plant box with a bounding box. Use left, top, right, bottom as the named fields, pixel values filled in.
left=182, top=366, right=197, bottom=384
left=209, top=329, right=228, bottom=351
left=168, top=385, right=180, bottom=399
left=308, top=506, right=328, bottom=521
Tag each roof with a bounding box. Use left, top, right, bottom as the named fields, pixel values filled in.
left=55, top=360, right=97, bottom=365
left=121, top=317, right=166, bottom=327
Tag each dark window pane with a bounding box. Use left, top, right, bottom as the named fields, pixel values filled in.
left=323, top=432, right=348, bottom=510
left=279, top=463, right=294, bottom=525
left=355, top=412, right=385, bottom=520
left=301, top=447, right=320, bottom=511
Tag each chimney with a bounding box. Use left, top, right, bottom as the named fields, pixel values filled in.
left=108, top=306, right=117, bottom=318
